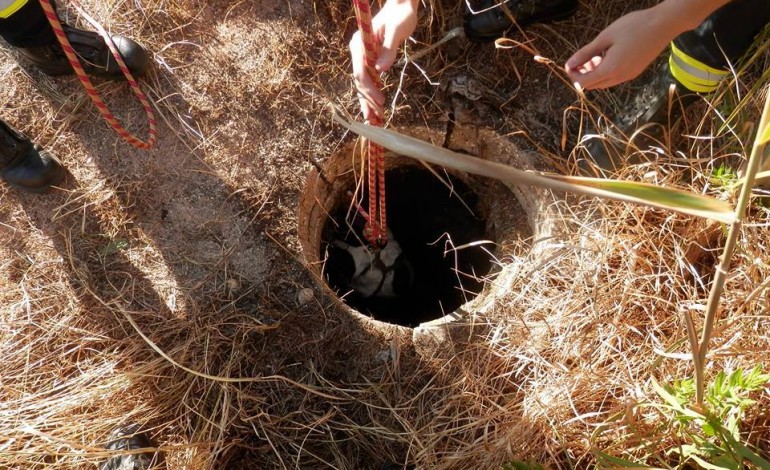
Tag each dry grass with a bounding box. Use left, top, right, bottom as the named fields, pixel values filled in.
left=1, top=0, right=770, bottom=469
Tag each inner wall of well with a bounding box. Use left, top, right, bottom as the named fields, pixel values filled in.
left=298, top=127, right=536, bottom=327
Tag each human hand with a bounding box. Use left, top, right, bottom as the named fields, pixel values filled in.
left=564, top=8, right=675, bottom=90
left=349, top=0, right=419, bottom=121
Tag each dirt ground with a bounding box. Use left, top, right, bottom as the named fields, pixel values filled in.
left=2, top=0, right=769, bottom=469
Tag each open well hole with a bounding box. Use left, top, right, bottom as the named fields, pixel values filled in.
left=299, top=126, right=539, bottom=329
left=321, top=165, right=493, bottom=327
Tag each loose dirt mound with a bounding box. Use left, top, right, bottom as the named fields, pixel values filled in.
left=1, top=0, right=769, bottom=469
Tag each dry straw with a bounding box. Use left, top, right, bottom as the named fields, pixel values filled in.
left=2, top=0, right=770, bottom=468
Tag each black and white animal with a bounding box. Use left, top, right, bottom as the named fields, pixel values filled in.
left=332, top=229, right=415, bottom=299
left=99, top=424, right=161, bottom=470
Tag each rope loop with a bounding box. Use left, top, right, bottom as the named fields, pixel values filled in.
left=39, top=0, right=157, bottom=149
left=352, top=0, right=388, bottom=248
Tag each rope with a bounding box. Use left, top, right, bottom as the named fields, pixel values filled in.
left=352, top=0, right=388, bottom=248
left=38, top=0, right=157, bottom=149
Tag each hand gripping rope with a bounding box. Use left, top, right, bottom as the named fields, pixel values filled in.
left=352, top=0, right=388, bottom=248
left=38, top=0, right=157, bottom=149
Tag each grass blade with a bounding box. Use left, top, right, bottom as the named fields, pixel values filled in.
left=332, top=109, right=735, bottom=224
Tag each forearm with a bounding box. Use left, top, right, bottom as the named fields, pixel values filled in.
left=651, top=0, right=733, bottom=36
left=387, top=0, right=419, bottom=13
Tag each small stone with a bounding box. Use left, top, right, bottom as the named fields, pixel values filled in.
left=226, top=278, right=241, bottom=293
left=297, top=288, right=315, bottom=305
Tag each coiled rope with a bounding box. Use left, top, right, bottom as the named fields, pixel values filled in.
left=352, top=0, right=388, bottom=248
left=38, top=0, right=156, bottom=149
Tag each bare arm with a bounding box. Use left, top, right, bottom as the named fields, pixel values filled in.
left=349, top=0, right=420, bottom=120
left=564, top=0, right=734, bottom=90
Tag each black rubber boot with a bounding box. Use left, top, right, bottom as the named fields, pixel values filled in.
left=99, top=424, right=162, bottom=470
left=0, top=119, right=65, bottom=193
left=463, top=0, right=579, bottom=43
left=17, top=25, right=151, bottom=78
left=580, top=63, right=700, bottom=173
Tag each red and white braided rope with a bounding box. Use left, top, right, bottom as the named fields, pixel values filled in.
left=352, top=0, right=388, bottom=248
left=38, top=0, right=157, bottom=149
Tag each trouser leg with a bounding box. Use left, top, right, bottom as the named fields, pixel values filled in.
left=670, top=0, right=770, bottom=93
left=584, top=0, right=770, bottom=172
left=0, top=0, right=151, bottom=77
left=0, top=0, right=56, bottom=47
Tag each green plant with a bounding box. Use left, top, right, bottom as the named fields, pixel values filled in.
left=709, top=164, right=740, bottom=191
left=655, top=368, right=770, bottom=470
left=99, top=237, right=129, bottom=257
left=593, top=368, right=770, bottom=470
left=710, top=164, right=770, bottom=209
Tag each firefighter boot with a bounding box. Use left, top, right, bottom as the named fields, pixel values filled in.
left=0, top=119, right=65, bottom=193
left=463, top=0, right=579, bottom=43
left=17, top=24, right=151, bottom=78
left=580, top=63, right=700, bottom=173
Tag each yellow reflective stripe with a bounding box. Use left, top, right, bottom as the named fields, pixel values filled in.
left=669, top=56, right=720, bottom=93
left=0, top=0, right=28, bottom=18
left=671, top=42, right=730, bottom=77
left=669, top=42, right=729, bottom=93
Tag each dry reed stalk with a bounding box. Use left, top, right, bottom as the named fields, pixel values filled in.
left=694, top=82, right=770, bottom=404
